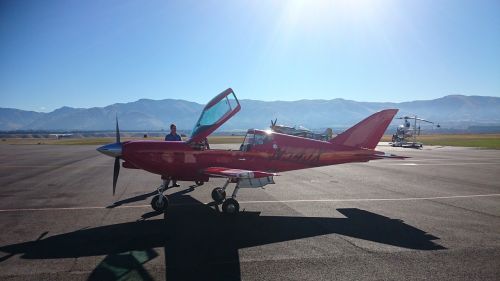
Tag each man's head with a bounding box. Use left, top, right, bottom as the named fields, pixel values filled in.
left=170, top=123, right=177, bottom=134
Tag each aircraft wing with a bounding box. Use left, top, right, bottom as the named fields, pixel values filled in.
left=203, top=167, right=277, bottom=179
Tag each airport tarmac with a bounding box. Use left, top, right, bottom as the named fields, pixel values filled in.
left=0, top=143, right=499, bottom=280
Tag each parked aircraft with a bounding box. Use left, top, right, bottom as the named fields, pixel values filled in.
left=97, top=88, right=400, bottom=214
left=391, top=116, right=440, bottom=148
left=270, top=119, right=333, bottom=141
left=50, top=133, right=73, bottom=139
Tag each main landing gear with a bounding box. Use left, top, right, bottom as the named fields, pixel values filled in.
left=211, top=178, right=241, bottom=214
left=149, top=178, right=241, bottom=215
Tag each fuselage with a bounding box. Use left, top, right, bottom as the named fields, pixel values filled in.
left=120, top=130, right=384, bottom=181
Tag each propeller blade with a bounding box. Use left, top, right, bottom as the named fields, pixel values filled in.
left=113, top=157, right=120, bottom=195
left=270, top=118, right=277, bottom=127
left=115, top=116, right=120, bottom=143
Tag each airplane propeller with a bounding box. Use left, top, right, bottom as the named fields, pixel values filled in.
left=271, top=118, right=277, bottom=128
left=113, top=157, right=120, bottom=195
left=115, top=116, right=120, bottom=143
left=96, top=116, right=123, bottom=195
left=112, top=116, right=121, bottom=195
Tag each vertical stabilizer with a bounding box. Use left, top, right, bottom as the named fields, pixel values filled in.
left=330, top=109, right=398, bottom=149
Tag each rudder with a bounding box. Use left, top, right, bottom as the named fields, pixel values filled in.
left=330, top=109, right=398, bottom=149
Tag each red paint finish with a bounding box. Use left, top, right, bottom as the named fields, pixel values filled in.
left=121, top=109, right=399, bottom=181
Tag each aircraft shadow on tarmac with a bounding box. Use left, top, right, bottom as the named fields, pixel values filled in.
left=106, top=191, right=158, bottom=209
left=0, top=190, right=446, bottom=281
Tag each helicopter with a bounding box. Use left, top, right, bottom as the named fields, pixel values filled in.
left=391, top=116, right=440, bottom=148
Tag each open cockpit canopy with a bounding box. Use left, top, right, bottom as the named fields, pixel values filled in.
left=189, top=88, right=240, bottom=143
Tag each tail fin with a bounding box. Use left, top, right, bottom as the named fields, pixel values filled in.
left=330, top=109, right=398, bottom=149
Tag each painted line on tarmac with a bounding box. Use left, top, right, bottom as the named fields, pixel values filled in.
left=0, top=205, right=150, bottom=212
left=0, top=193, right=499, bottom=213
left=386, top=163, right=498, bottom=166
left=0, top=165, right=109, bottom=168
left=408, top=158, right=500, bottom=162
left=239, top=193, right=500, bottom=204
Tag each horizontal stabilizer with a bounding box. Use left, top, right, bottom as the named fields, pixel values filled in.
left=330, top=109, right=398, bottom=149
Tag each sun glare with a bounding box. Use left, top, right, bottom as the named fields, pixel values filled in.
left=278, top=0, right=386, bottom=28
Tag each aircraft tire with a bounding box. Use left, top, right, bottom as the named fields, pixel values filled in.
left=195, top=180, right=204, bottom=186
left=211, top=187, right=226, bottom=203
left=222, top=198, right=239, bottom=214
left=151, top=195, right=169, bottom=212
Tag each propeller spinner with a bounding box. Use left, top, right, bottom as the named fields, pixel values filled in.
left=96, top=116, right=122, bottom=195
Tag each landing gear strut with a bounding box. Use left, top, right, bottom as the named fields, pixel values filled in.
left=151, top=179, right=170, bottom=213
left=149, top=177, right=243, bottom=215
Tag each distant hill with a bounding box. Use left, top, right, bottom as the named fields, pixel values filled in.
left=0, top=108, right=44, bottom=131
left=1, top=95, right=499, bottom=131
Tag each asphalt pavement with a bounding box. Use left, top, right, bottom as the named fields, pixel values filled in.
left=0, top=143, right=499, bottom=280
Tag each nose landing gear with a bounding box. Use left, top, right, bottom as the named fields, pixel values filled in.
left=151, top=194, right=169, bottom=212
left=151, top=178, right=170, bottom=213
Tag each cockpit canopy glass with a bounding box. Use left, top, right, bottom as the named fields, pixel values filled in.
left=198, top=95, right=233, bottom=126
left=189, top=89, right=240, bottom=142
left=240, top=130, right=273, bottom=151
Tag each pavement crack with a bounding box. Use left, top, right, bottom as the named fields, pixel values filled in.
left=427, top=199, right=500, bottom=219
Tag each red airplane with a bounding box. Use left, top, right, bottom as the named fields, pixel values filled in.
left=97, top=88, right=400, bottom=214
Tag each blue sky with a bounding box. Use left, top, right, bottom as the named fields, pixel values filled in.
left=1, top=0, right=499, bottom=112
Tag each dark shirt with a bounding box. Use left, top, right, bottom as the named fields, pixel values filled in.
left=165, top=133, right=181, bottom=141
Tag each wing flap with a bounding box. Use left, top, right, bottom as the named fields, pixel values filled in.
left=203, top=167, right=277, bottom=179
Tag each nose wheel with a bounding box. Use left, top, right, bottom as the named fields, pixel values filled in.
left=151, top=194, right=169, bottom=212
left=150, top=178, right=170, bottom=213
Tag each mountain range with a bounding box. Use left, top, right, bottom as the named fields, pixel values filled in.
left=1, top=95, right=500, bottom=131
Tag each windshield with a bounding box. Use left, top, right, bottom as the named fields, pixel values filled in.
left=240, top=130, right=272, bottom=151
left=189, top=89, right=240, bottom=142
